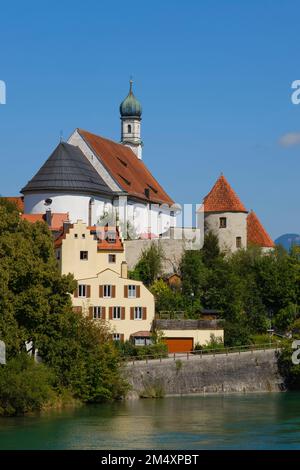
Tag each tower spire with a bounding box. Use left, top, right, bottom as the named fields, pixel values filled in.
left=119, top=79, right=143, bottom=159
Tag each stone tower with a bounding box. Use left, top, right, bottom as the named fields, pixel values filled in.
left=200, top=174, right=248, bottom=253
left=120, top=80, right=143, bottom=159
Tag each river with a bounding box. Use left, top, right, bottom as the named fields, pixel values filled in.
left=1, top=393, right=300, bottom=450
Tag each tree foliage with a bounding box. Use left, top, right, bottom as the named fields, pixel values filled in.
left=0, top=201, right=126, bottom=413
left=130, top=243, right=164, bottom=286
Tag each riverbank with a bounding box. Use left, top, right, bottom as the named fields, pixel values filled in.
left=125, top=349, right=285, bottom=398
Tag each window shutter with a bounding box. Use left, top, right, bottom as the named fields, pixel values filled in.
left=99, top=285, right=103, bottom=298
left=72, top=306, right=82, bottom=314
left=74, top=288, right=78, bottom=298
left=86, top=285, right=91, bottom=298
left=121, top=307, right=126, bottom=320
left=142, top=307, right=147, bottom=320
left=109, top=307, right=113, bottom=320
left=120, top=334, right=124, bottom=342
left=102, top=307, right=106, bottom=320
left=124, top=285, right=128, bottom=298
left=112, top=285, right=116, bottom=298
left=136, top=285, right=141, bottom=298
left=89, top=306, right=93, bottom=319
left=130, top=307, right=134, bottom=320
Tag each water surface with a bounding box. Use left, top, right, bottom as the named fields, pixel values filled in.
left=1, top=393, right=300, bottom=450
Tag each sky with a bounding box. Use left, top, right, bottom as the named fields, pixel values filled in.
left=0, top=0, right=300, bottom=239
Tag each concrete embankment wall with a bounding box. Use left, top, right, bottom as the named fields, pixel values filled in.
left=125, top=349, right=285, bottom=398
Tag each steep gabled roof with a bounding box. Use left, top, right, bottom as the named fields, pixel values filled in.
left=21, top=212, right=69, bottom=231
left=77, top=129, right=174, bottom=205
left=203, top=175, right=247, bottom=213
left=21, top=142, right=113, bottom=196
left=247, top=210, right=274, bottom=248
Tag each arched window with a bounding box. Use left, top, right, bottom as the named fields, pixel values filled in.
left=127, top=124, right=132, bottom=133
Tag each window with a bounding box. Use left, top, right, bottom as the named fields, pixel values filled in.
left=219, top=217, right=227, bottom=228
left=109, top=254, right=116, bottom=263
left=80, top=251, right=88, bottom=260
left=134, top=337, right=151, bottom=346
left=82, top=233, right=85, bottom=239
left=134, top=307, right=143, bottom=320
left=106, top=231, right=116, bottom=244
left=78, top=285, right=87, bottom=297
left=56, top=250, right=61, bottom=260
left=128, top=285, right=137, bottom=298
left=74, top=234, right=78, bottom=238
left=113, top=333, right=121, bottom=342
left=104, top=285, right=112, bottom=298
left=135, top=337, right=145, bottom=346
left=236, top=237, right=242, bottom=248
left=127, top=124, right=132, bottom=133
left=93, top=306, right=102, bottom=319
left=113, top=307, right=122, bottom=320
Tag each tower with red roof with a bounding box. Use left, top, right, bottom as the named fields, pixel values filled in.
left=199, top=174, right=274, bottom=253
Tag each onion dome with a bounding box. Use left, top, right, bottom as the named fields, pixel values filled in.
left=120, top=80, right=142, bottom=118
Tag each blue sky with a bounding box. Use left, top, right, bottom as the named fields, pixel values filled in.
left=0, top=0, right=300, bottom=238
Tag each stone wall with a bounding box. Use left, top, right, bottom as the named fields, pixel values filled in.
left=124, top=238, right=185, bottom=273
left=125, top=349, right=284, bottom=398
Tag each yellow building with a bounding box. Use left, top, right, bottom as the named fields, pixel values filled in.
left=54, top=220, right=155, bottom=343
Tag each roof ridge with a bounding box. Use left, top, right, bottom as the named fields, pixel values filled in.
left=77, top=129, right=174, bottom=205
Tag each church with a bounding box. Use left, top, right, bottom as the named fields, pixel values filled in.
left=21, top=81, right=176, bottom=238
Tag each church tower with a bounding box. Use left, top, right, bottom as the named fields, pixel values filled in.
left=120, top=80, right=143, bottom=159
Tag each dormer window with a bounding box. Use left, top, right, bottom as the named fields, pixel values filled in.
left=106, top=231, right=116, bottom=243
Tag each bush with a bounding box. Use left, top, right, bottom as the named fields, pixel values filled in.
left=277, top=340, right=300, bottom=390
left=117, top=340, right=168, bottom=360
left=195, top=334, right=225, bottom=351
left=224, top=319, right=252, bottom=347
left=0, top=354, right=54, bottom=416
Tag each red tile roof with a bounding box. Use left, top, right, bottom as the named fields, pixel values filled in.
left=54, top=225, right=124, bottom=251
left=247, top=210, right=274, bottom=248
left=203, top=175, right=247, bottom=213
left=130, top=331, right=151, bottom=337
left=1, top=197, right=24, bottom=212
left=21, top=213, right=69, bottom=231
left=77, top=129, right=174, bottom=206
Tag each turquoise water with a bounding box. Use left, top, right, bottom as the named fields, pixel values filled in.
left=1, top=393, right=300, bottom=450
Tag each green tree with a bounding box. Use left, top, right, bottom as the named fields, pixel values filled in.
left=179, top=250, right=207, bottom=299
left=150, top=279, right=184, bottom=314
left=201, top=231, right=222, bottom=268
left=0, top=203, right=127, bottom=409
left=130, top=244, right=164, bottom=286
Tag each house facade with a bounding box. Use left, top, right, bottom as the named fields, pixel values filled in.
left=54, top=220, right=155, bottom=342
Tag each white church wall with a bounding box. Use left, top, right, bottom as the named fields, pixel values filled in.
left=24, top=192, right=112, bottom=226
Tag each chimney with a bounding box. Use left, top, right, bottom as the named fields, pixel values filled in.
left=45, top=209, right=52, bottom=227
left=63, top=219, right=71, bottom=233
left=121, top=261, right=128, bottom=279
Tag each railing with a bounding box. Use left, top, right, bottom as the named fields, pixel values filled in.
left=123, top=342, right=282, bottom=365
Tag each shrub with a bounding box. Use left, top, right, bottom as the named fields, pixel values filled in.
left=117, top=340, right=168, bottom=360
left=195, top=334, right=225, bottom=351
left=0, top=354, right=54, bottom=416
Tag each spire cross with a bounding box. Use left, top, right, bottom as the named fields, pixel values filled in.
left=129, top=76, right=133, bottom=94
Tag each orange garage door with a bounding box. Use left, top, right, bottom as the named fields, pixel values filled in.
left=164, top=338, right=194, bottom=353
